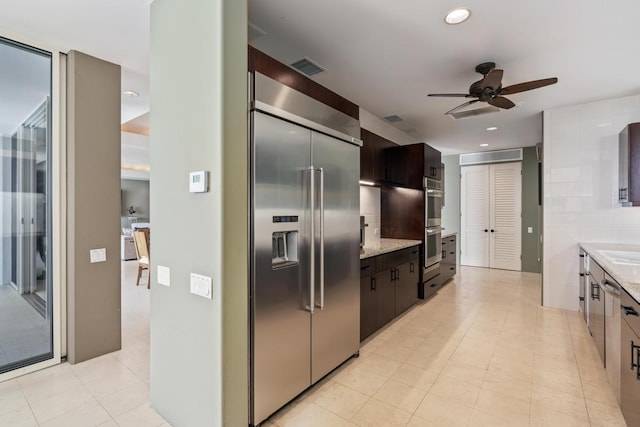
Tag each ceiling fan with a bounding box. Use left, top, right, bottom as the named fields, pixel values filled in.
left=428, top=62, right=558, bottom=115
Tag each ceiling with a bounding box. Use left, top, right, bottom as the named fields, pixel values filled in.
left=1, top=1, right=640, bottom=154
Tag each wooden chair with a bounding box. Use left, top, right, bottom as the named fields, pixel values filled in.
left=132, top=228, right=150, bottom=289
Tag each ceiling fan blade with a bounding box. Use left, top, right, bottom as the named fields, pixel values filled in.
left=428, top=93, right=472, bottom=97
left=480, top=69, right=503, bottom=90
left=488, top=96, right=515, bottom=109
left=500, top=77, right=558, bottom=95
left=445, top=99, right=480, bottom=115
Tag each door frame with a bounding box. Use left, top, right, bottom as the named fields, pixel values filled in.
left=460, top=161, right=522, bottom=271
left=0, top=30, right=65, bottom=382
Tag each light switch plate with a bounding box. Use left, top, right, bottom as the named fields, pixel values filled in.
left=157, top=265, right=171, bottom=287
left=190, top=273, right=212, bottom=299
left=90, top=248, right=106, bottom=263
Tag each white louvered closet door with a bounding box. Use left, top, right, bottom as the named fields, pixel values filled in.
left=460, top=165, right=490, bottom=267
left=460, top=162, right=522, bottom=270
left=489, top=162, right=522, bottom=270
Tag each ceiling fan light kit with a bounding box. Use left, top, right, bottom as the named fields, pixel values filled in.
left=428, top=62, right=558, bottom=116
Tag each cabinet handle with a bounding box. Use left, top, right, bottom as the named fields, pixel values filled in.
left=371, top=276, right=376, bottom=291
left=579, top=296, right=585, bottom=302
left=410, top=262, right=414, bottom=273
left=579, top=273, right=585, bottom=277
left=361, top=265, right=371, bottom=271
left=630, top=340, right=640, bottom=380
left=391, top=269, right=395, bottom=282
left=591, top=282, right=600, bottom=301
left=622, top=305, right=639, bottom=317
left=396, top=268, right=400, bottom=281
left=430, top=283, right=437, bottom=288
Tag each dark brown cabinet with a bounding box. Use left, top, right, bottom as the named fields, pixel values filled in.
left=440, top=234, right=457, bottom=285
left=360, top=246, right=419, bottom=341
left=360, top=129, right=397, bottom=183
left=619, top=123, right=640, bottom=206
left=386, top=143, right=442, bottom=189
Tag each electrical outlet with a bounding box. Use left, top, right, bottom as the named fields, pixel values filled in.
left=527, top=227, right=533, bottom=234
left=190, top=273, right=212, bottom=299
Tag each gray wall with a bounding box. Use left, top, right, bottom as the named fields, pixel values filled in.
left=121, top=179, right=150, bottom=223
left=442, top=150, right=540, bottom=273
left=521, top=146, right=541, bottom=273
left=150, top=1, right=248, bottom=426
left=66, top=51, right=121, bottom=363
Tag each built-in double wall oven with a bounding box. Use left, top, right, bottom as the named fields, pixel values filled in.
left=424, top=178, right=442, bottom=269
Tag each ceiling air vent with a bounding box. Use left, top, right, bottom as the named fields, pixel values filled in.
left=290, top=57, right=325, bottom=76
left=460, top=148, right=523, bottom=166
left=448, top=106, right=500, bottom=120
left=384, top=114, right=403, bottom=123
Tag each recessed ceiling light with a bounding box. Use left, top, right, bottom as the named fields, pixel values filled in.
left=480, top=143, right=489, bottom=147
left=445, top=8, right=471, bottom=25
left=122, top=90, right=139, bottom=97
left=486, top=126, right=498, bottom=131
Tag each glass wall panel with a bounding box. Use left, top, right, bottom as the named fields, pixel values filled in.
left=0, top=37, right=53, bottom=374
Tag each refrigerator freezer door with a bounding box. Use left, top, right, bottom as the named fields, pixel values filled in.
left=310, top=131, right=360, bottom=383
left=251, top=112, right=312, bottom=425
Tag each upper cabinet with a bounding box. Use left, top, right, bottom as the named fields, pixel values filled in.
left=360, top=129, right=397, bottom=183
left=619, top=123, right=640, bottom=206
left=388, top=143, right=442, bottom=189
left=360, top=131, right=442, bottom=189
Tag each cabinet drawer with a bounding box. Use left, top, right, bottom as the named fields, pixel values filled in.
left=621, top=289, right=640, bottom=336
left=360, top=258, right=376, bottom=278
left=376, top=246, right=419, bottom=271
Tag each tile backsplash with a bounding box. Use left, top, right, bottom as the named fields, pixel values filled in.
left=543, top=94, right=640, bottom=310
left=360, top=186, right=381, bottom=249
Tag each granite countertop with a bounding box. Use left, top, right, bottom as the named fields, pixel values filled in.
left=360, top=238, right=422, bottom=260
left=442, top=231, right=458, bottom=239
left=580, top=242, right=640, bottom=303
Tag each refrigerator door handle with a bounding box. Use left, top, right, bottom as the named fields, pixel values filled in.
left=316, top=167, right=325, bottom=310
left=307, top=167, right=315, bottom=313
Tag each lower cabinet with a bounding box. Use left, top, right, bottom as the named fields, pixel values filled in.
left=440, top=234, right=457, bottom=285
left=620, top=288, right=640, bottom=426
left=360, top=245, right=419, bottom=341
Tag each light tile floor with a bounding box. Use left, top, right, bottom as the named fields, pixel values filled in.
left=262, top=267, right=627, bottom=427
left=0, top=261, right=168, bottom=427
left=0, top=265, right=628, bottom=426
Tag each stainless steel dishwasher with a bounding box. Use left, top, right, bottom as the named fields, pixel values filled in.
left=620, top=288, right=640, bottom=425
left=602, top=273, right=620, bottom=401
left=588, top=260, right=605, bottom=366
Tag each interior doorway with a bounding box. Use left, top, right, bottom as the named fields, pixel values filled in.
left=460, top=161, right=522, bottom=270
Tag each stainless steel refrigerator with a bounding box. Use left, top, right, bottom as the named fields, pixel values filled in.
left=250, top=73, right=361, bottom=426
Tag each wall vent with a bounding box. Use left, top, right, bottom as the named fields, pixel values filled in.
left=290, top=57, right=325, bottom=76
left=460, top=148, right=523, bottom=166
left=384, top=114, right=403, bottom=123
left=449, top=106, right=500, bottom=120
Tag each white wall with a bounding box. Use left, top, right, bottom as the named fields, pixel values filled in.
left=121, top=131, right=149, bottom=180
left=543, top=94, right=640, bottom=310
left=359, top=108, right=416, bottom=145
